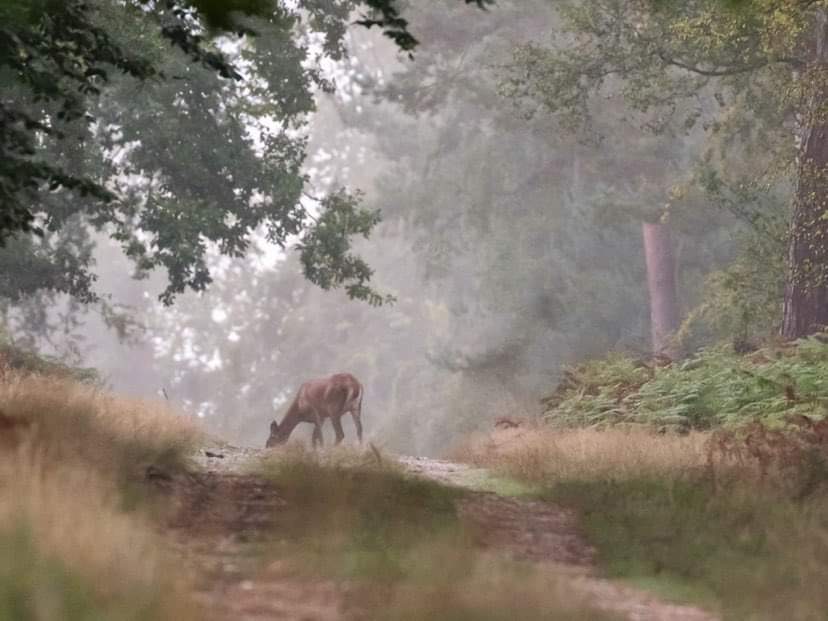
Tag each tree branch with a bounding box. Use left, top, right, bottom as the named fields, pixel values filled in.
left=657, top=50, right=804, bottom=76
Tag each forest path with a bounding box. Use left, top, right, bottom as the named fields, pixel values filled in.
left=164, top=442, right=343, bottom=620
left=161, top=441, right=717, bottom=621
left=397, top=456, right=716, bottom=621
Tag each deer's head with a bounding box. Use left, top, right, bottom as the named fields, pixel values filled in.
left=265, top=420, right=283, bottom=448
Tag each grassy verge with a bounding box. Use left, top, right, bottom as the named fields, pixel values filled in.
left=260, top=446, right=622, bottom=620
left=0, top=372, right=201, bottom=620
left=456, top=426, right=828, bottom=620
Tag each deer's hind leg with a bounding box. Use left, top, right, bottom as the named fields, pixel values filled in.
left=351, top=404, right=363, bottom=444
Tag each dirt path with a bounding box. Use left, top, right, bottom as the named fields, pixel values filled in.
left=161, top=444, right=717, bottom=621
left=399, top=457, right=717, bottom=621
left=161, top=445, right=343, bottom=620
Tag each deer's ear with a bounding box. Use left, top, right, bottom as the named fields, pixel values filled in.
left=270, top=420, right=279, bottom=433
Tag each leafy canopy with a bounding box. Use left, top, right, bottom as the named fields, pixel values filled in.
left=0, top=0, right=486, bottom=305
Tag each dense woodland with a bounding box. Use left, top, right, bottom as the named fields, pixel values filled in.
left=9, top=3, right=828, bottom=620
left=2, top=0, right=827, bottom=452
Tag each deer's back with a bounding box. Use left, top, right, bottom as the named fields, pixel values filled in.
left=297, top=373, right=361, bottom=420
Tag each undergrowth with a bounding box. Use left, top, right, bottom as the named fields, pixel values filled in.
left=260, top=446, right=621, bottom=620
left=0, top=340, right=98, bottom=384
left=263, top=447, right=462, bottom=582
left=0, top=371, right=201, bottom=620
left=543, top=336, right=828, bottom=431
left=457, top=423, right=828, bottom=619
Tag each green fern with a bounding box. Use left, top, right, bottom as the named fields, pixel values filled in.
left=544, top=337, right=828, bottom=430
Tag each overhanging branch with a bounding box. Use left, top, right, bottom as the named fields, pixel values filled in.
left=657, top=51, right=804, bottom=76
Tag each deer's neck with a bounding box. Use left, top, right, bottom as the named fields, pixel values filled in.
left=276, top=403, right=304, bottom=442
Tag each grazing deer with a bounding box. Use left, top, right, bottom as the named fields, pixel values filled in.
left=266, top=373, right=363, bottom=448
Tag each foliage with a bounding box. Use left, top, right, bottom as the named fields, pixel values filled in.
left=0, top=1, right=153, bottom=243
left=354, top=0, right=494, bottom=55
left=542, top=355, right=655, bottom=428
left=499, top=0, right=828, bottom=338
left=674, top=151, right=790, bottom=346
left=501, top=0, right=802, bottom=135
left=0, top=0, right=486, bottom=308
left=542, top=337, right=828, bottom=430
left=145, top=0, right=746, bottom=453
left=0, top=0, right=478, bottom=240
left=0, top=338, right=98, bottom=383
left=677, top=227, right=786, bottom=348
left=297, top=191, right=394, bottom=306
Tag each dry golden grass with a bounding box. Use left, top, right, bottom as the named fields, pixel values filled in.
left=361, top=549, right=621, bottom=621
left=0, top=446, right=197, bottom=619
left=0, top=374, right=202, bottom=620
left=0, top=373, right=201, bottom=476
left=451, top=424, right=828, bottom=620
left=451, top=426, right=710, bottom=483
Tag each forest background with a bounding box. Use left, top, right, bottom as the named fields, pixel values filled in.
left=2, top=0, right=818, bottom=454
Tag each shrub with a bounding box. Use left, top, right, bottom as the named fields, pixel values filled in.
left=0, top=340, right=98, bottom=383
left=543, top=337, right=828, bottom=431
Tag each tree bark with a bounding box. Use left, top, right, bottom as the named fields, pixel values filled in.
left=782, top=8, right=828, bottom=339
left=642, top=219, right=681, bottom=359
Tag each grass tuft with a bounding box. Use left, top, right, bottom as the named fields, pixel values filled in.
left=453, top=426, right=709, bottom=483
left=261, top=445, right=463, bottom=581
left=0, top=373, right=202, bottom=620
left=0, top=374, right=200, bottom=485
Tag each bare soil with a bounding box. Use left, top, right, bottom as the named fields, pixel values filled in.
left=157, top=443, right=718, bottom=621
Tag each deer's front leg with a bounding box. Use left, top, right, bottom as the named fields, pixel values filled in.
left=331, top=416, right=345, bottom=445
left=312, top=424, right=323, bottom=448
left=310, top=408, right=325, bottom=448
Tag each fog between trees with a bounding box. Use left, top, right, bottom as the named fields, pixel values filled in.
left=4, top=0, right=787, bottom=454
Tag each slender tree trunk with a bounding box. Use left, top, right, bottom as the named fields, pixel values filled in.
left=642, top=219, right=681, bottom=359
left=782, top=8, right=828, bottom=339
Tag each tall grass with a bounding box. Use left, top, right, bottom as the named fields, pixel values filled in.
left=0, top=374, right=199, bottom=493
left=260, top=446, right=622, bottom=620
left=261, top=445, right=466, bottom=581
left=453, top=426, right=709, bottom=483
left=0, top=373, right=201, bottom=620
left=456, top=426, right=828, bottom=620
left=364, top=550, right=618, bottom=621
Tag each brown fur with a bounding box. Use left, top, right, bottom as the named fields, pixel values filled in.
left=266, top=373, right=363, bottom=448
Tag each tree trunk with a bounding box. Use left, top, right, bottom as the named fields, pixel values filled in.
left=782, top=8, right=828, bottom=339
left=642, top=219, right=681, bottom=359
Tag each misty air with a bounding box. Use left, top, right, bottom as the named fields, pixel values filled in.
left=1, top=1, right=826, bottom=619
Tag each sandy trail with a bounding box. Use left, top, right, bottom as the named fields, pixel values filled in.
left=158, top=443, right=717, bottom=621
